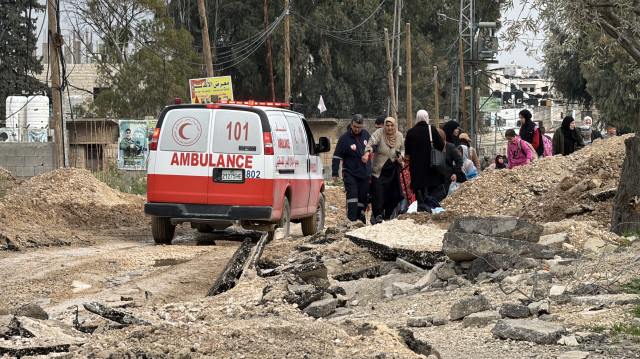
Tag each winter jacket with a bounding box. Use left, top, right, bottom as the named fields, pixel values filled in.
left=507, top=136, right=533, bottom=169
left=405, top=121, right=445, bottom=189
left=444, top=141, right=464, bottom=190
left=332, top=129, right=372, bottom=180
left=519, top=119, right=544, bottom=157
left=367, top=128, right=404, bottom=178
left=552, top=128, right=584, bottom=156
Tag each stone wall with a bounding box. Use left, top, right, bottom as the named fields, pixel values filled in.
left=0, top=143, right=56, bottom=178
left=34, top=63, right=100, bottom=113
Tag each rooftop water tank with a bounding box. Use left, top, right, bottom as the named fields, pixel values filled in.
left=5, top=96, right=28, bottom=128
left=26, top=95, right=50, bottom=129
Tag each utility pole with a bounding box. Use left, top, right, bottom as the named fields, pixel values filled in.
left=434, top=66, right=439, bottom=128
left=47, top=0, right=64, bottom=168
left=384, top=28, right=398, bottom=119
left=263, top=0, right=276, bottom=101
left=284, top=0, right=291, bottom=103
left=394, top=0, right=402, bottom=115
left=459, top=38, right=467, bottom=133
left=197, top=0, right=214, bottom=77
left=406, top=23, right=412, bottom=128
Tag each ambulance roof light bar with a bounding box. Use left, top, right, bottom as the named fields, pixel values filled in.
left=218, top=100, right=290, bottom=108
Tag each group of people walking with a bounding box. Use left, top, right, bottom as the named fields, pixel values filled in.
left=504, top=110, right=618, bottom=170
left=332, top=111, right=475, bottom=224
left=332, top=109, right=617, bottom=225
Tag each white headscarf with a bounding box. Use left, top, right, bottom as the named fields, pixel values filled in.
left=416, top=110, right=429, bottom=123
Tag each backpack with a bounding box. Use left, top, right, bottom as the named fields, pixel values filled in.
left=517, top=138, right=539, bottom=160
left=541, top=135, right=553, bottom=157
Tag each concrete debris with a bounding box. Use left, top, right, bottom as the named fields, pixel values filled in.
left=442, top=231, right=578, bottom=262
left=570, top=294, right=640, bottom=307
left=449, top=294, right=492, bottom=320
left=491, top=319, right=566, bottom=344
left=539, top=233, right=570, bottom=248
left=303, top=298, right=338, bottom=318
left=83, top=302, right=152, bottom=326
left=557, top=335, right=580, bottom=346
left=447, top=216, right=544, bottom=243
left=499, top=303, right=531, bottom=319
left=462, top=310, right=502, bottom=328
left=556, top=351, right=590, bottom=359
left=14, top=303, right=49, bottom=320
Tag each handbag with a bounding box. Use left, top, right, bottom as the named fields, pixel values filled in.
left=428, top=125, right=446, bottom=175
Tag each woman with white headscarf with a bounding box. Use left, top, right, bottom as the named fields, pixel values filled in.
left=363, top=117, right=404, bottom=223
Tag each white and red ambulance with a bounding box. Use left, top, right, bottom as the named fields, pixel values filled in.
left=145, top=100, right=330, bottom=244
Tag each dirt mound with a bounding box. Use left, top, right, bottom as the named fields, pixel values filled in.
left=0, top=166, right=23, bottom=195
left=441, top=135, right=630, bottom=226
left=0, top=168, right=147, bottom=250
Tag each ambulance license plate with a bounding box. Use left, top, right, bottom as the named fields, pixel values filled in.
left=220, top=169, right=243, bottom=182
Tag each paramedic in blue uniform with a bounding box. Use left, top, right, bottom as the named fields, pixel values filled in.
left=332, top=114, right=372, bottom=223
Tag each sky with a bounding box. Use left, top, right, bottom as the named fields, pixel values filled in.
left=496, top=0, right=545, bottom=70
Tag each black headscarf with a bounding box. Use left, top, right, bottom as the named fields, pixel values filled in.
left=495, top=155, right=506, bottom=169
left=561, top=116, right=580, bottom=155
left=443, top=120, right=461, bottom=147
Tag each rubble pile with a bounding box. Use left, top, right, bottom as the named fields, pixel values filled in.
left=441, top=135, right=631, bottom=225
left=0, top=168, right=146, bottom=250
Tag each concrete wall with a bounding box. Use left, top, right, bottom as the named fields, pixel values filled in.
left=0, top=143, right=56, bottom=178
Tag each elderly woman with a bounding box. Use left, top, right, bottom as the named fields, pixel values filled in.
left=363, top=117, right=404, bottom=223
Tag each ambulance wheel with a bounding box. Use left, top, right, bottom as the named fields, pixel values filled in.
left=152, top=216, right=175, bottom=244
left=194, top=223, right=214, bottom=233
left=270, top=198, right=290, bottom=240
left=301, top=193, right=325, bottom=236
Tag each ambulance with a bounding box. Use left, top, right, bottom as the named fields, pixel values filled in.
left=144, top=100, right=330, bottom=244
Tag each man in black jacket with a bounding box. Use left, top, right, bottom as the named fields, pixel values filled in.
left=332, top=114, right=372, bottom=223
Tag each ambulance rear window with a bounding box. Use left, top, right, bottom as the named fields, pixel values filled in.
left=212, top=110, right=262, bottom=154
left=159, top=109, right=210, bottom=152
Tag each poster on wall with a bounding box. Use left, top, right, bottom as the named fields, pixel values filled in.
left=118, top=120, right=148, bottom=170
left=189, top=76, right=234, bottom=104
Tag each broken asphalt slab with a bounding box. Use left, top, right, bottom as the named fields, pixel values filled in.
left=345, top=233, right=446, bottom=267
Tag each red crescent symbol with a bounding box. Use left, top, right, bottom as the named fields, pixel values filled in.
left=178, top=123, right=191, bottom=140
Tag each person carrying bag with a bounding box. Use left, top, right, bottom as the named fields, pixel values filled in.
left=405, top=109, right=447, bottom=210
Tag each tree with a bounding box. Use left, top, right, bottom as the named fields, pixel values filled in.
left=0, top=0, right=49, bottom=125
left=544, top=28, right=593, bottom=109
left=167, top=0, right=499, bottom=122
left=64, top=0, right=201, bottom=117
left=502, top=0, right=640, bottom=234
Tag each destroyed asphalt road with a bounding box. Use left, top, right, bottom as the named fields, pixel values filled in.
left=1, top=135, right=640, bottom=358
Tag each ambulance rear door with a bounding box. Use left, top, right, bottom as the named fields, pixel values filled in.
left=149, top=108, right=211, bottom=204
left=284, top=112, right=312, bottom=216
left=208, top=109, right=266, bottom=206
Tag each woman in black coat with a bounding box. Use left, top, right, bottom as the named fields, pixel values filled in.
left=442, top=120, right=461, bottom=147
left=405, top=110, right=446, bottom=206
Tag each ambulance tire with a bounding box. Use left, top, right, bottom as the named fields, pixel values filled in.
left=194, top=223, right=214, bottom=233
left=152, top=216, right=175, bottom=245
left=301, top=193, right=325, bottom=236
left=269, top=198, right=290, bottom=240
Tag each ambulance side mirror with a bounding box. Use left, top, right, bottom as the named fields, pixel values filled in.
left=315, top=137, right=331, bottom=153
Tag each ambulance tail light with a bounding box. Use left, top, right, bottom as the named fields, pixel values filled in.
left=263, top=132, right=274, bottom=155
left=149, top=128, right=160, bottom=151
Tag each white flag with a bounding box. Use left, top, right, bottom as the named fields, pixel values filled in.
left=317, top=95, right=327, bottom=113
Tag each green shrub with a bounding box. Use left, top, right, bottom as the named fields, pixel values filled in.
left=620, top=279, right=640, bottom=295
left=93, top=162, right=147, bottom=195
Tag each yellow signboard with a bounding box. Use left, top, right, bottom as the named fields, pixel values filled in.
left=189, top=76, right=234, bottom=104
